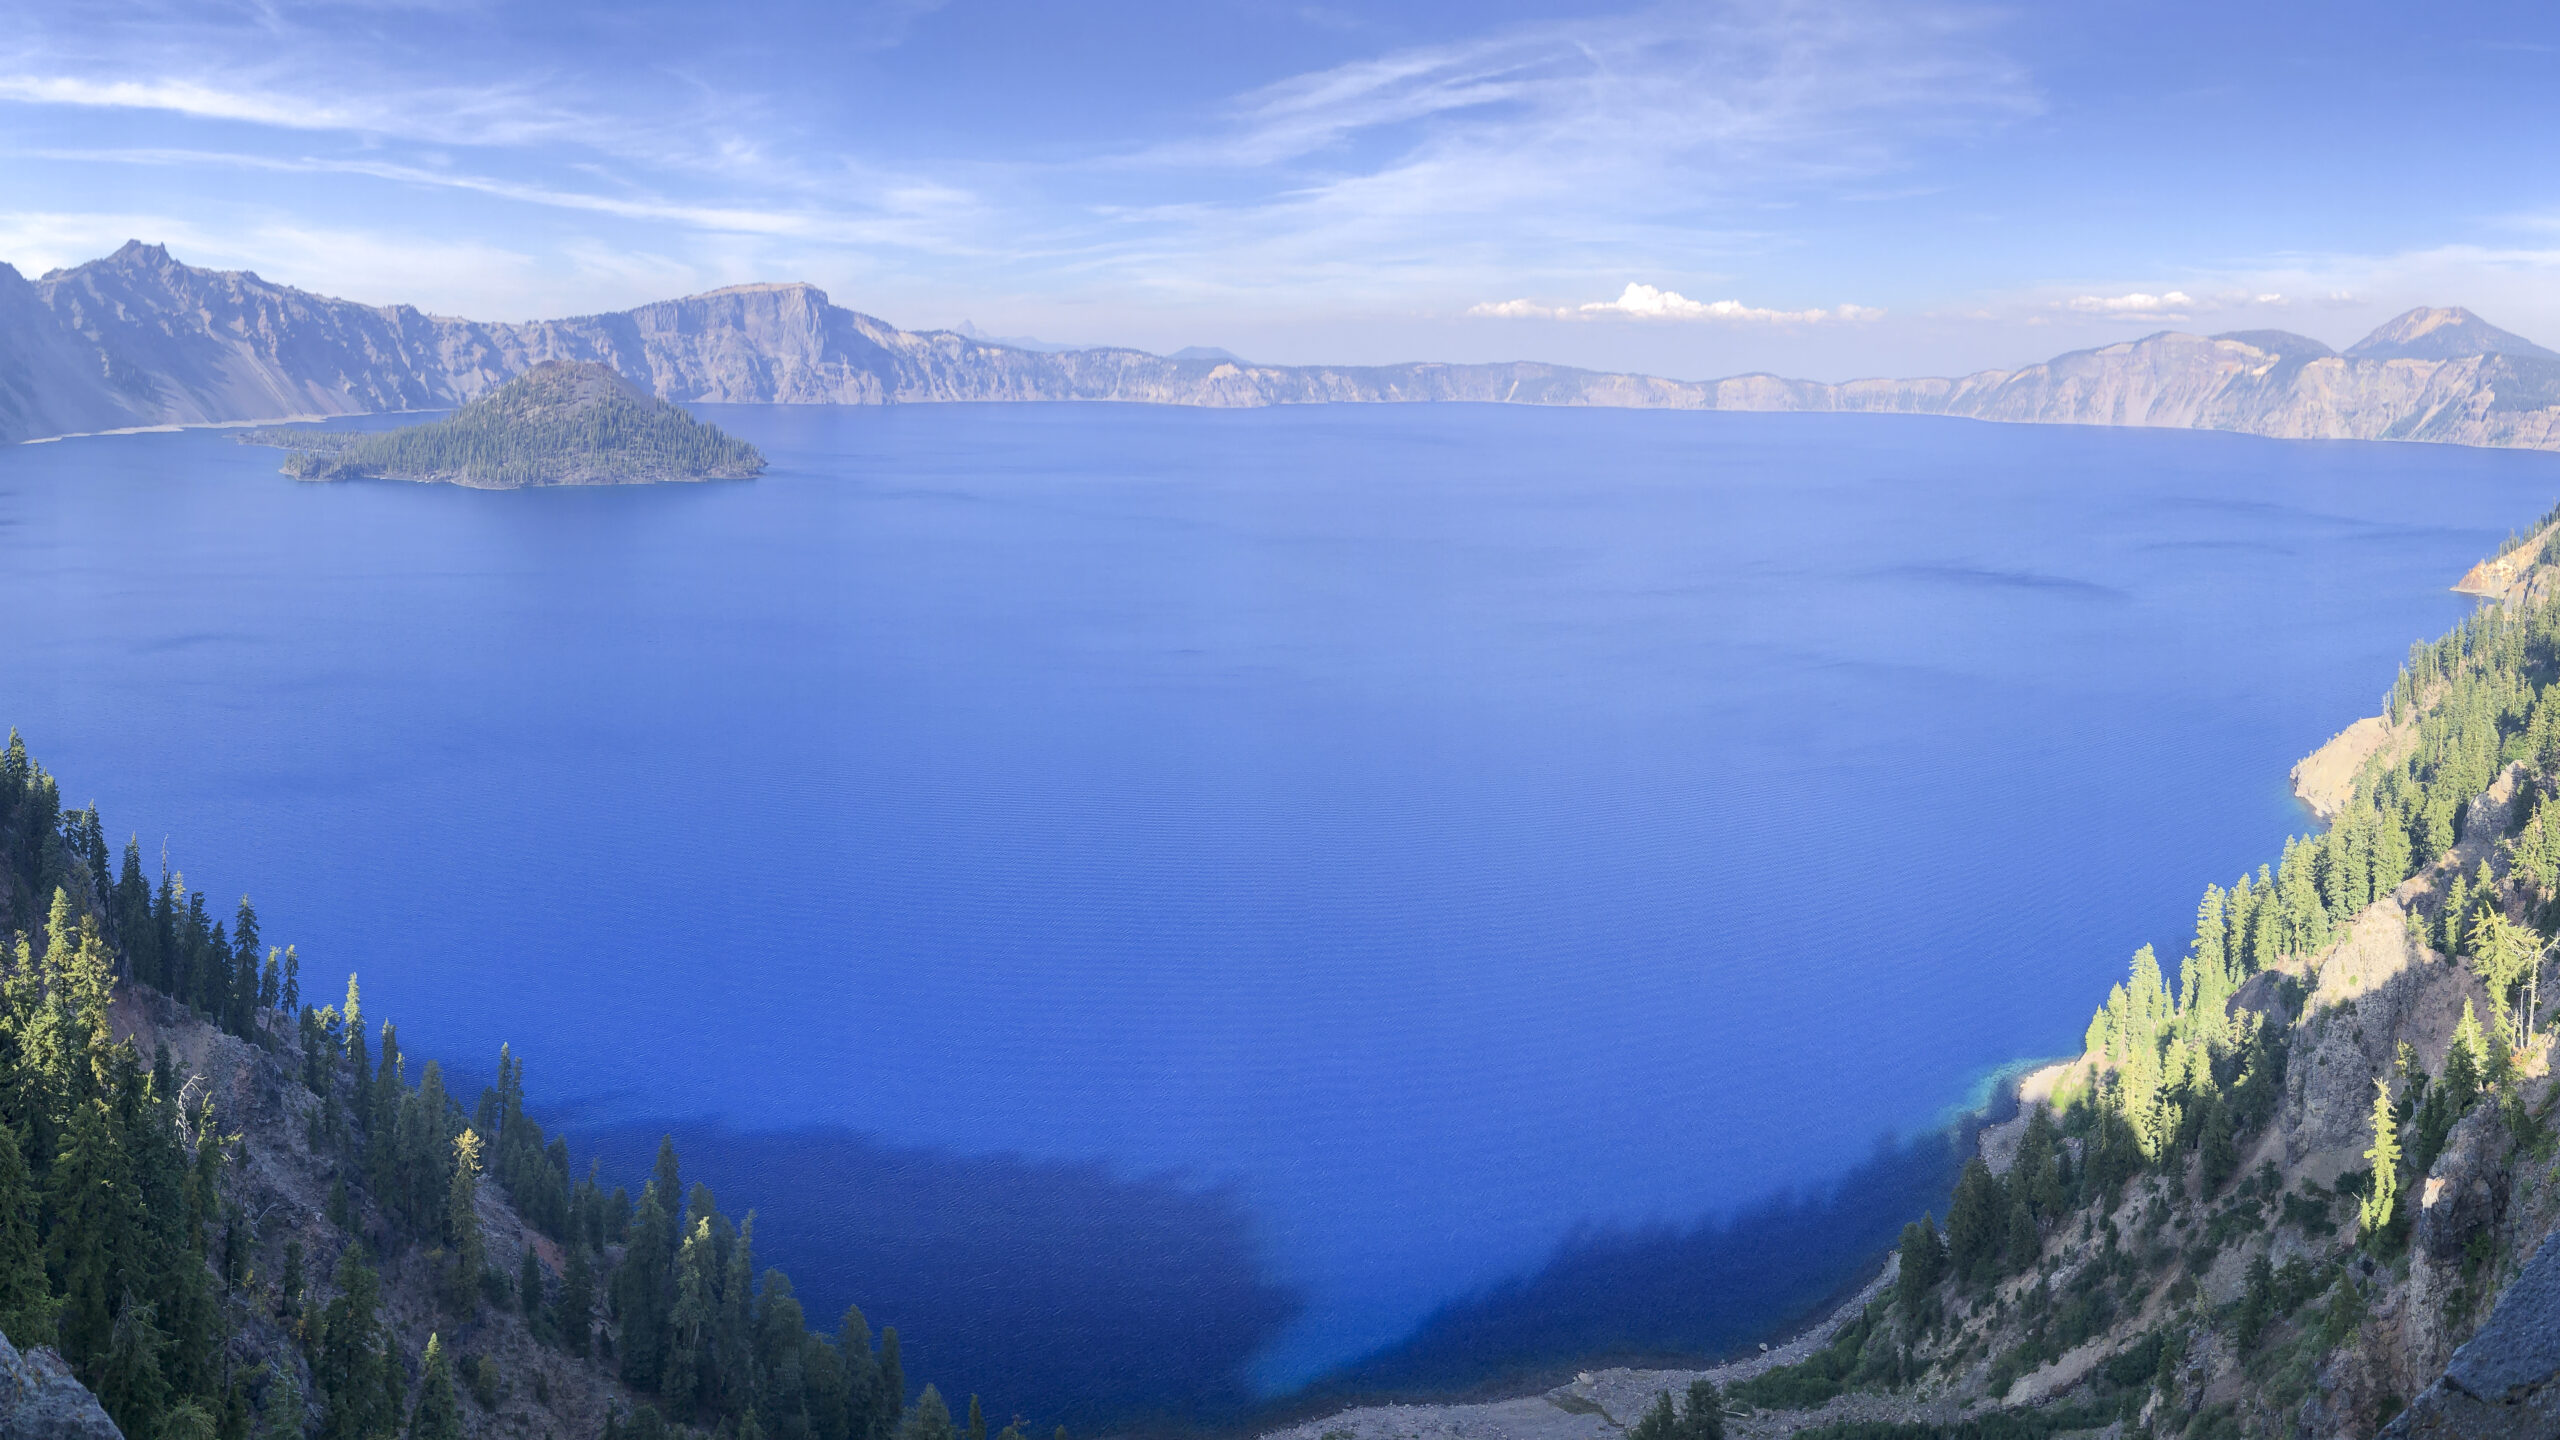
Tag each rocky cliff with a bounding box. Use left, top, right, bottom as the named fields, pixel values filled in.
left=17, top=243, right=2560, bottom=460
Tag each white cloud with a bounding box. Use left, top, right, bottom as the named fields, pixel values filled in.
left=2065, top=290, right=2194, bottom=316
left=1576, top=283, right=1880, bottom=323
left=1467, top=298, right=1571, bottom=319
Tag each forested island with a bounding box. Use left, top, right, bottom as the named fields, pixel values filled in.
left=242, top=362, right=764, bottom=489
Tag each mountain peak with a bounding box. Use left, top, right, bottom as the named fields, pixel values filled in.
left=2208, top=329, right=2335, bottom=359
left=2345, top=306, right=2558, bottom=362
left=103, top=239, right=174, bottom=268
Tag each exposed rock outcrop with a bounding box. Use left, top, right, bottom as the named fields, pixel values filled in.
left=2383, top=1228, right=2560, bottom=1438
left=0, top=1328, right=123, bottom=1439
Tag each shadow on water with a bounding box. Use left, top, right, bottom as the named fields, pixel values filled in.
left=569, top=1090, right=2010, bottom=1434
left=1305, top=1122, right=1982, bottom=1404
left=564, top=1120, right=1301, bottom=1433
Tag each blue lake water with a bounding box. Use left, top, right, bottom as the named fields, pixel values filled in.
left=0, top=404, right=2547, bottom=1424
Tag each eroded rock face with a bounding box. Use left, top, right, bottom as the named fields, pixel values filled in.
left=2385, top=1227, right=2560, bottom=1438
left=2417, top=1107, right=2514, bottom=1264
left=2403, top=1105, right=2518, bottom=1379
left=0, top=1327, right=124, bottom=1439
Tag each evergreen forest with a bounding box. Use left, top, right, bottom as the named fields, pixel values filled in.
left=0, top=731, right=1024, bottom=1440
left=245, top=362, right=765, bottom=488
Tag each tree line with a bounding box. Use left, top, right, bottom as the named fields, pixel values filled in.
left=1875, top=572, right=2560, bottom=1338
left=0, top=728, right=1021, bottom=1440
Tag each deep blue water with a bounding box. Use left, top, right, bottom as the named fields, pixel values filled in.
left=0, top=404, right=2547, bottom=1425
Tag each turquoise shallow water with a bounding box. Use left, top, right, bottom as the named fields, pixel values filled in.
left=0, top=403, right=2544, bottom=1422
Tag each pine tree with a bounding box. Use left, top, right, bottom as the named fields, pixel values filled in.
left=560, top=1242, right=593, bottom=1357
left=450, top=1127, right=485, bottom=1273
left=0, top=1119, right=56, bottom=1348
left=1629, top=1391, right=1678, bottom=1440
left=1895, top=1214, right=1944, bottom=1321
left=115, top=840, right=157, bottom=990
left=1681, top=1378, right=1725, bottom=1440
left=902, top=1385, right=956, bottom=1440
left=2004, top=1193, right=2038, bottom=1270
left=314, top=1247, right=400, bottom=1440
left=2448, top=1000, right=2487, bottom=1110
left=877, top=1328, right=904, bottom=1440
left=716, top=1213, right=758, bottom=1416
left=280, top=946, right=299, bottom=1017
left=46, top=1097, right=122, bottom=1368
left=257, top=1360, right=304, bottom=1440
left=229, top=898, right=261, bottom=1035
left=1944, top=1158, right=2005, bottom=1284
left=617, top=1184, right=673, bottom=1390
left=654, top=1136, right=683, bottom=1217
left=663, top=1216, right=716, bottom=1413
left=2198, top=1093, right=2238, bottom=1193
left=409, top=1334, right=462, bottom=1440
left=968, top=1393, right=986, bottom=1440
left=280, top=1238, right=305, bottom=1321
left=838, top=1305, right=880, bottom=1440
left=2361, top=1079, right=2401, bottom=1239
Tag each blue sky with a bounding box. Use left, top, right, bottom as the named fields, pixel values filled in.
left=6, top=0, right=2560, bottom=379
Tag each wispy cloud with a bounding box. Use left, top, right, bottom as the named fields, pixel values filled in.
left=1091, top=2, right=2035, bottom=303
left=0, top=73, right=596, bottom=148
left=0, top=0, right=2041, bottom=340
left=2065, top=290, right=2195, bottom=317
left=1471, top=284, right=1881, bottom=323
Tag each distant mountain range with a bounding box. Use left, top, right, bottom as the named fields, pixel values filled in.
left=11, top=240, right=2560, bottom=454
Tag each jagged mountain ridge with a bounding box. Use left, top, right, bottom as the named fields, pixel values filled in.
left=13, top=242, right=2560, bottom=457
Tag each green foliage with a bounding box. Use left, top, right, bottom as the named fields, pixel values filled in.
left=250, top=362, right=765, bottom=487
left=902, top=1384, right=957, bottom=1440
left=2361, top=1080, right=2400, bottom=1240
left=1944, top=1158, right=2006, bottom=1287
left=446, top=1126, right=485, bottom=1314
left=1789, top=1404, right=2109, bottom=1440
left=0, top=729, right=980, bottom=1440
left=1628, top=1379, right=1724, bottom=1440
left=0, top=1118, right=57, bottom=1348
left=559, top=1241, right=593, bottom=1358
left=313, top=1247, right=402, bottom=1440
left=1727, top=1306, right=1883, bottom=1410
left=409, top=1334, right=462, bottom=1440
left=1895, top=1215, right=1944, bottom=1323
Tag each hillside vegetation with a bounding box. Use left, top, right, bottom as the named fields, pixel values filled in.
left=0, top=734, right=1021, bottom=1440
left=1566, top=551, right=2560, bottom=1438
left=244, top=361, right=764, bottom=488
left=1268, top=535, right=2560, bottom=1440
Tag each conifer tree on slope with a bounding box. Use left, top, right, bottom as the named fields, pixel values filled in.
left=0, top=1120, right=55, bottom=1348
left=449, top=1126, right=486, bottom=1311
left=410, top=1333, right=462, bottom=1440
